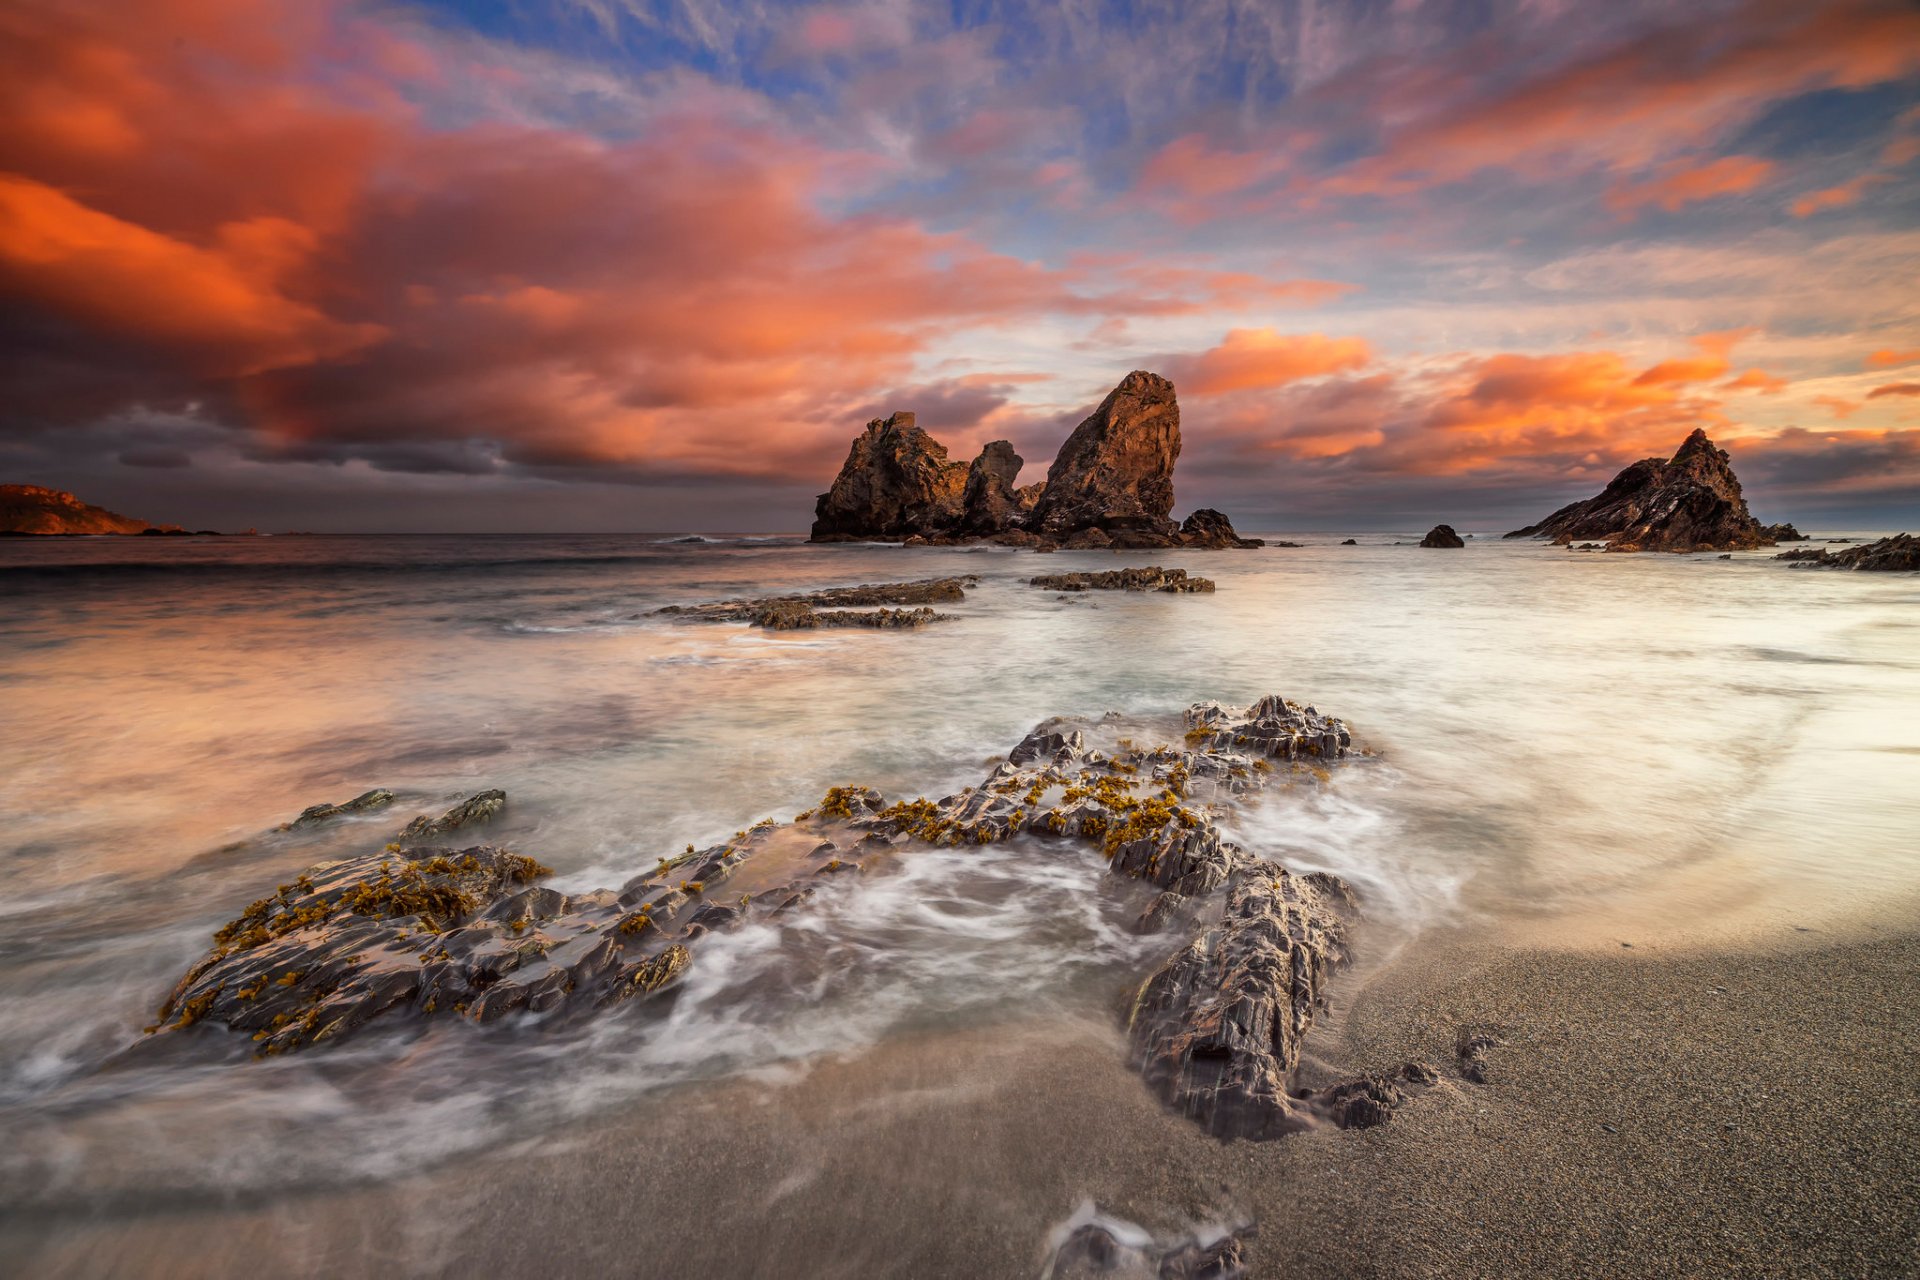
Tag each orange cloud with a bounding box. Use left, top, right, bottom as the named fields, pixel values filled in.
left=1163, top=329, right=1372, bottom=397
left=1866, top=348, right=1920, bottom=368
left=1606, top=155, right=1775, bottom=217
left=0, top=174, right=384, bottom=375
left=1815, top=395, right=1862, bottom=419
left=1791, top=173, right=1890, bottom=216
left=1867, top=383, right=1920, bottom=399
left=1724, top=369, right=1788, bottom=394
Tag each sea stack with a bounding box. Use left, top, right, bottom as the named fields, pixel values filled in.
left=1504, top=429, right=1782, bottom=552
left=1420, top=525, right=1465, bottom=548
left=810, top=413, right=967, bottom=542
left=807, top=371, right=1260, bottom=550
left=1028, top=371, right=1180, bottom=544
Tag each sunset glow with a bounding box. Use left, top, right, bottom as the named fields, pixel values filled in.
left=2, top=0, right=1917, bottom=529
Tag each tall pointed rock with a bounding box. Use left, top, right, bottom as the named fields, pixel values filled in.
left=1029, top=371, right=1181, bottom=540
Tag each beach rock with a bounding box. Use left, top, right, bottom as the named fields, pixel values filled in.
left=282, top=789, right=395, bottom=830
left=1128, top=869, right=1364, bottom=1138
left=400, top=790, right=506, bottom=840
left=810, top=412, right=967, bottom=540
left=152, top=694, right=1424, bottom=1144
left=1765, top=523, right=1808, bottom=542
left=1420, top=524, right=1465, bottom=548
left=1029, top=567, right=1215, bottom=593
left=1030, top=371, right=1182, bottom=541
left=1340, top=538, right=1357, bottom=545
left=1505, top=429, right=1777, bottom=552
left=1775, top=532, right=1919, bottom=571
left=1043, top=1208, right=1253, bottom=1280
left=0, top=483, right=180, bottom=536
left=1179, top=508, right=1263, bottom=549
left=959, top=440, right=1025, bottom=534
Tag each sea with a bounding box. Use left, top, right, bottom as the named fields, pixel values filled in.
left=1, top=530, right=1915, bottom=1273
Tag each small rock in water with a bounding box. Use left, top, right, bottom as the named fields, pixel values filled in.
left=1420, top=524, right=1466, bottom=548
left=282, top=788, right=395, bottom=830
left=400, top=789, right=506, bottom=840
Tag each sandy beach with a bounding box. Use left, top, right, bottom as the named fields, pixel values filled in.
left=10, top=900, right=1915, bottom=1279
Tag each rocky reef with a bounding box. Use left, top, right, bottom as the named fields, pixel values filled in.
left=655, top=577, right=975, bottom=630
left=0, top=483, right=183, bottom=536
left=147, top=696, right=1444, bottom=1140
left=809, top=372, right=1261, bottom=551
left=1775, top=533, right=1919, bottom=571
left=1420, top=524, right=1465, bottom=548
left=1030, top=567, right=1215, bottom=593
left=1504, top=429, right=1785, bottom=552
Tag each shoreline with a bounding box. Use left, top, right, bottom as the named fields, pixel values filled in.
left=7, top=902, right=1914, bottom=1278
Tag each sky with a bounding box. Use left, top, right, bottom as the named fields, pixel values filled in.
left=2, top=0, right=1918, bottom=533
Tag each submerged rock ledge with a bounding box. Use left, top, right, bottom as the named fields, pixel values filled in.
left=654, top=576, right=977, bottom=630
left=148, top=697, right=1442, bottom=1139
left=1029, top=567, right=1215, bottom=593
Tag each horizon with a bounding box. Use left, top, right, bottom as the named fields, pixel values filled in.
left=3, top=0, right=1919, bottom=532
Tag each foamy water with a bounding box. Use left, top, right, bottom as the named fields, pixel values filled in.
left=2, top=531, right=1917, bottom=1212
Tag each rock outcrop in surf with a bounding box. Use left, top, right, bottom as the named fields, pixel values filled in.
left=809, top=372, right=1261, bottom=550
left=1775, top=533, right=1919, bottom=571
left=1420, top=524, right=1465, bottom=548
left=147, top=696, right=1440, bottom=1140
left=1504, top=429, right=1783, bottom=552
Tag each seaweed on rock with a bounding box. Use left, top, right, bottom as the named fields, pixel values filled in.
left=149, top=695, right=1435, bottom=1139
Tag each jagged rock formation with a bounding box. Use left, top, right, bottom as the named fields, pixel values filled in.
left=1420, top=524, right=1465, bottom=548
left=1776, top=533, right=1919, bottom=571
left=1766, top=523, right=1807, bottom=542
left=146, top=696, right=1437, bottom=1141
left=1030, top=371, right=1181, bottom=542
left=655, top=577, right=975, bottom=629
left=0, top=483, right=181, bottom=535
left=1030, top=567, right=1215, bottom=593
left=810, top=413, right=966, bottom=541
left=1504, top=429, right=1781, bottom=552
left=807, top=372, right=1259, bottom=550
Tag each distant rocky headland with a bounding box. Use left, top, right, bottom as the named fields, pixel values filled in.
left=0, top=484, right=189, bottom=536
left=1503, top=429, right=1800, bottom=553
left=810, top=370, right=1262, bottom=551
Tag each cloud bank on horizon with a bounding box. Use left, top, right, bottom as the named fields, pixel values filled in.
left=1, top=0, right=1917, bottom=530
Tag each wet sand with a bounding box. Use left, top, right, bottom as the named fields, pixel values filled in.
left=9, top=912, right=1915, bottom=1279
